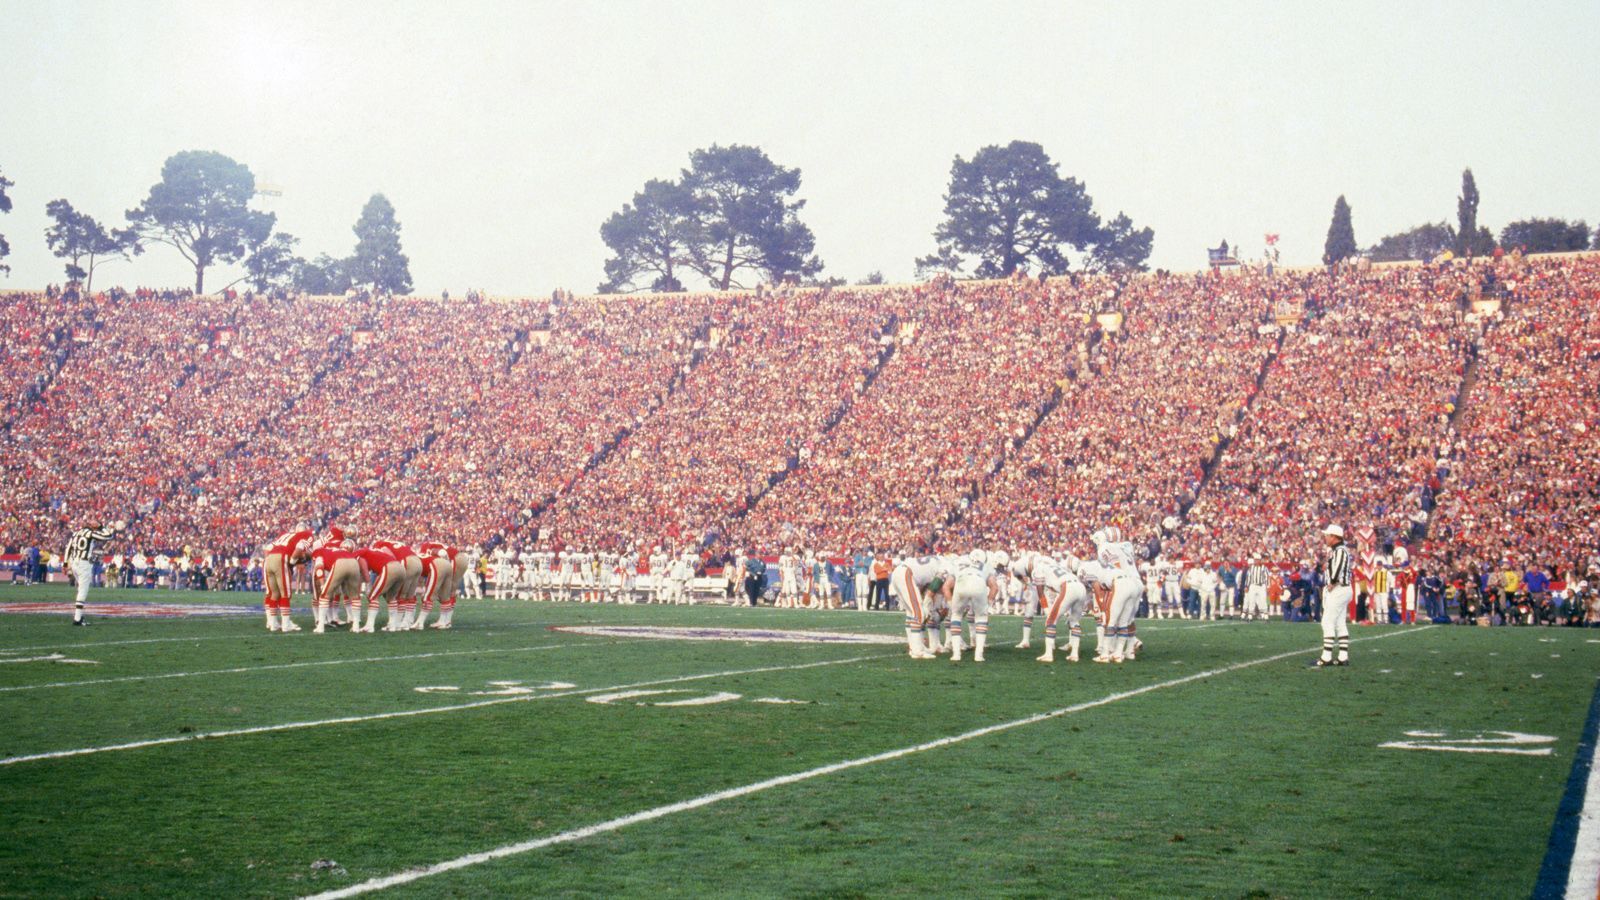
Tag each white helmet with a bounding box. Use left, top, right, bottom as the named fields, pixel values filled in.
left=991, top=549, right=1011, bottom=570
left=967, top=549, right=986, bottom=567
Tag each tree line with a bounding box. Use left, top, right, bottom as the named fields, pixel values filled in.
left=2, top=152, right=1594, bottom=296
left=1322, top=168, right=1597, bottom=266
left=0, top=151, right=412, bottom=295
left=598, top=140, right=1155, bottom=293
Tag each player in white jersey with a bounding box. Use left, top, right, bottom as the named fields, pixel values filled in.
left=889, top=553, right=948, bottom=658
left=1144, top=563, right=1164, bottom=620
left=1093, top=528, right=1145, bottom=663
left=1033, top=554, right=1090, bottom=663
left=646, top=547, right=669, bottom=603
left=597, top=549, right=619, bottom=603
left=492, top=549, right=515, bottom=600
left=798, top=549, right=816, bottom=608
left=618, top=547, right=640, bottom=603
left=947, top=550, right=1001, bottom=662
left=777, top=549, right=799, bottom=608
left=663, top=552, right=692, bottom=605
left=920, top=564, right=953, bottom=654
left=1163, top=561, right=1184, bottom=618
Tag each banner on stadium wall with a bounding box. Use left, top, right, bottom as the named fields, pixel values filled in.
left=529, top=329, right=551, bottom=347
left=352, top=329, right=374, bottom=348
left=1471, top=298, right=1502, bottom=317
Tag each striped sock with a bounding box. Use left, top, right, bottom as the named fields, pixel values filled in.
left=1320, top=639, right=1334, bottom=662
left=1336, top=637, right=1349, bottom=662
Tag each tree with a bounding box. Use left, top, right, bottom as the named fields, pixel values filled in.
left=1367, top=221, right=1456, bottom=263
left=125, top=150, right=275, bottom=293
left=680, top=144, right=823, bottom=289
left=43, top=199, right=137, bottom=292
left=1455, top=168, right=1481, bottom=257
left=241, top=232, right=301, bottom=292
left=1088, top=212, right=1155, bottom=272
left=1498, top=218, right=1591, bottom=254
left=292, top=253, right=353, bottom=296
left=856, top=271, right=885, bottom=285
left=348, top=194, right=412, bottom=295
left=598, top=178, right=697, bottom=293
left=0, top=167, right=13, bottom=275
left=1323, top=195, right=1357, bottom=265
left=918, top=141, right=1113, bottom=278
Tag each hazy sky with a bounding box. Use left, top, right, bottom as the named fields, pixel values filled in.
left=1, top=0, right=1596, bottom=295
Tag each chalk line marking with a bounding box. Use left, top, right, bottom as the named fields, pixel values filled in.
left=303, top=628, right=1431, bottom=898
left=0, top=640, right=642, bottom=694
left=0, top=654, right=888, bottom=767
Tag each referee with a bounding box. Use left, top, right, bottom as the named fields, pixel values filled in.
left=64, top=520, right=125, bottom=626
left=1315, top=524, right=1352, bottom=667
left=1244, top=557, right=1271, bottom=620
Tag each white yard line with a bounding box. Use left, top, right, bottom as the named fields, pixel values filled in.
left=305, top=627, right=1432, bottom=899
left=0, top=639, right=646, bottom=694
left=1568, top=732, right=1600, bottom=900
left=1, top=634, right=259, bottom=653
left=0, top=653, right=890, bottom=767
left=0, top=621, right=563, bottom=653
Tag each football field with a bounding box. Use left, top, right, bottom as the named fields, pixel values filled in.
left=1, top=585, right=1597, bottom=899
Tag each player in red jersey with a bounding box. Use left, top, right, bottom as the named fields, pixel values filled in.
left=372, top=539, right=422, bottom=631
left=311, top=539, right=363, bottom=634
left=310, top=527, right=354, bottom=628
left=417, top=541, right=466, bottom=629
left=263, top=527, right=314, bottom=632
left=355, top=545, right=404, bottom=633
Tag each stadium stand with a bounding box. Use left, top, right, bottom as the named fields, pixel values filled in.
left=1, top=254, right=1597, bottom=589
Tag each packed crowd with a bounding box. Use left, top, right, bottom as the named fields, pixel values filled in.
left=957, top=270, right=1278, bottom=552
left=348, top=292, right=726, bottom=545
left=1, top=255, right=1597, bottom=606
left=531, top=285, right=893, bottom=549
left=1429, top=258, right=1600, bottom=579
left=734, top=277, right=1098, bottom=553
left=1183, top=265, right=1481, bottom=564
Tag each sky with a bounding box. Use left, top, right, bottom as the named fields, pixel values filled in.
left=0, top=0, right=1596, bottom=296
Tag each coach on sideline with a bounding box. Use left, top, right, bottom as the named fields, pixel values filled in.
left=65, top=520, right=125, bottom=626
left=1314, top=524, right=1352, bottom=667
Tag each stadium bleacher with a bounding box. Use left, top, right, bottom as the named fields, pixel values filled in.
left=1, top=254, right=1597, bottom=584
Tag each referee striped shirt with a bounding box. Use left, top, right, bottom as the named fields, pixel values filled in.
left=1323, top=543, right=1352, bottom=587
left=1246, top=564, right=1271, bottom=587
left=65, top=526, right=115, bottom=565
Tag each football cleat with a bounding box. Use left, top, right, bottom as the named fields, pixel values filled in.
left=71, top=618, right=90, bottom=627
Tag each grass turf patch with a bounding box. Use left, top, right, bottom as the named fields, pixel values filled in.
left=0, top=584, right=1595, bottom=898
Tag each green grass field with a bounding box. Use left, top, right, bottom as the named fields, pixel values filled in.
left=1, top=584, right=1595, bottom=899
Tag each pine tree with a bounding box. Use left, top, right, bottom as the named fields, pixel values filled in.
left=1456, top=168, right=1480, bottom=257
left=1323, top=195, right=1357, bottom=265
left=349, top=194, right=413, bottom=295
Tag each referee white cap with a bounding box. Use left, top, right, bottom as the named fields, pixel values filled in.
left=1321, top=524, right=1344, bottom=538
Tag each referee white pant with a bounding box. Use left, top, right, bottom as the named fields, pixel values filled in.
left=1321, top=585, right=1352, bottom=662
left=71, top=558, right=95, bottom=605
left=1245, top=584, right=1268, bottom=618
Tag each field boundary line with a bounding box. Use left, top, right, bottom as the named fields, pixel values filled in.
left=1534, top=674, right=1600, bottom=899
left=0, top=620, right=568, bottom=653
left=304, top=627, right=1432, bottom=898
left=0, top=639, right=649, bottom=694
left=0, top=653, right=891, bottom=767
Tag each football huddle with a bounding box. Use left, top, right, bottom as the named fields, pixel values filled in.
left=261, top=527, right=474, bottom=634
